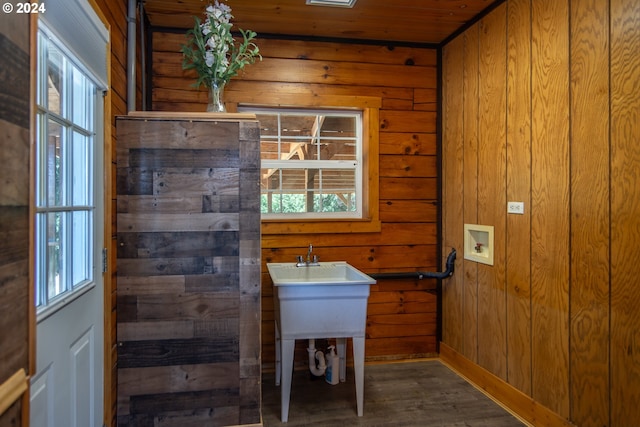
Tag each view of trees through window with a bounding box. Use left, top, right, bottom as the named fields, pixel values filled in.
left=260, top=191, right=357, bottom=214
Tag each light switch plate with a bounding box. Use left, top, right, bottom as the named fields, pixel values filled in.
left=507, top=201, right=525, bottom=214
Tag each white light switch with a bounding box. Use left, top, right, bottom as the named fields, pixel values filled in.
left=507, top=201, right=525, bottom=214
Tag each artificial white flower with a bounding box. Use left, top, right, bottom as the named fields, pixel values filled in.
left=181, top=0, right=261, bottom=88
left=205, top=51, right=215, bottom=67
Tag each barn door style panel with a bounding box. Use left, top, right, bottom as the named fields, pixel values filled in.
left=115, top=113, right=261, bottom=426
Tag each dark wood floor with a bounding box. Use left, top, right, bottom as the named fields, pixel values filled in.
left=261, top=360, right=527, bottom=426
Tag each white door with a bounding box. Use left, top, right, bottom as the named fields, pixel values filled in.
left=30, top=22, right=105, bottom=427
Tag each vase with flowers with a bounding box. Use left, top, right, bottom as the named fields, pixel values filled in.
left=181, top=1, right=261, bottom=112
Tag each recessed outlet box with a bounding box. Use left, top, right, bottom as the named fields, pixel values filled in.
left=507, top=201, right=525, bottom=214
left=464, top=224, right=494, bottom=265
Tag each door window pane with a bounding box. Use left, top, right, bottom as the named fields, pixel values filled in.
left=72, top=67, right=93, bottom=129
left=46, top=45, right=63, bottom=116
left=46, top=211, right=66, bottom=301
left=72, top=130, right=91, bottom=206
left=72, top=210, right=91, bottom=286
left=36, top=26, right=97, bottom=310
left=46, top=119, right=63, bottom=206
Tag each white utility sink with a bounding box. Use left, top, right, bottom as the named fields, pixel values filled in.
left=267, top=261, right=376, bottom=423
left=267, top=261, right=376, bottom=286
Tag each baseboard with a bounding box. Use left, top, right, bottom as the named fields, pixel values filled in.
left=439, top=343, right=575, bottom=427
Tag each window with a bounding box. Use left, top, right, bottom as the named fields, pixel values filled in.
left=244, top=108, right=363, bottom=219
left=35, top=26, right=99, bottom=311
left=231, top=94, right=381, bottom=234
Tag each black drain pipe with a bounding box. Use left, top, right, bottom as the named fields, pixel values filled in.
left=368, top=248, right=457, bottom=281
left=368, top=247, right=457, bottom=355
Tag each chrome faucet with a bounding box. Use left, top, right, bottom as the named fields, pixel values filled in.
left=296, top=244, right=320, bottom=267
left=306, top=244, right=313, bottom=263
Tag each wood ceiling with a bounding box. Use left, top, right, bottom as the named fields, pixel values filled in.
left=143, top=0, right=499, bottom=45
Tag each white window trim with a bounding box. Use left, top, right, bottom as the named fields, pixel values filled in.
left=228, top=94, right=381, bottom=235
left=242, top=106, right=364, bottom=219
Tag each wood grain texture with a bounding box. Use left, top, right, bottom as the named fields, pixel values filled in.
left=144, top=0, right=493, bottom=45
left=610, top=0, right=640, bottom=425
left=116, top=116, right=261, bottom=426
left=0, top=122, right=29, bottom=207
left=477, top=3, right=508, bottom=380
left=0, top=11, right=30, bottom=427
left=569, top=0, right=611, bottom=425
left=0, top=399, right=22, bottom=427
left=151, top=17, right=463, bottom=417
left=505, top=0, right=532, bottom=396
left=156, top=54, right=437, bottom=90
left=89, top=1, right=129, bottom=424
left=0, top=30, right=30, bottom=130
left=379, top=132, right=436, bottom=156
left=530, top=0, right=570, bottom=417
left=442, top=0, right=640, bottom=424
left=151, top=34, right=439, bottom=369
left=0, top=369, right=27, bottom=418
left=441, top=344, right=574, bottom=427
left=262, top=360, right=526, bottom=426
left=154, top=32, right=438, bottom=67
left=441, top=34, right=465, bottom=353
left=378, top=155, right=437, bottom=178
left=379, top=200, right=438, bottom=223
left=462, top=23, right=480, bottom=364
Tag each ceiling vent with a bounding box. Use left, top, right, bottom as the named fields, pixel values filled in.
left=306, top=0, right=357, bottom=7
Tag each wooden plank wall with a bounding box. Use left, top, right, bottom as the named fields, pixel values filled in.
left=610, top=0, right=640, bottom=425
left=151, top=32, right=440, bottom=368
left=0, top=10, right=31, bottom=427
left=115, top=115, right=261, bottom=426
left=441, top=0, right=640, bottom=425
